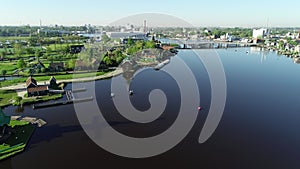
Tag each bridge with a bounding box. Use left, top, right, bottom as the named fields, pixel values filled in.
left=179, top=41, right=255, bottom=49
left=162, top=39, right=255, bottom=49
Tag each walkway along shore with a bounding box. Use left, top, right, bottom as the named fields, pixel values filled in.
left=0, top=68, right=123, bottom=91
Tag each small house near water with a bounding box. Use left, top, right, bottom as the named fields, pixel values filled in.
left=26, top=77, right=49, bottom=97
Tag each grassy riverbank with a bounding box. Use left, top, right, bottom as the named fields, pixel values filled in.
left=21, top=94, right=63, bottom=106
left=0, top=71, right=106, bottom=88
left=0, top=89, right=62, bottom=108
left=0, top=121, right=35, bottom=161
left=0, top=68, right=120, bottom=107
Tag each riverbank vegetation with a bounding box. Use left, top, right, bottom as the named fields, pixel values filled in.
left=0, top=89, right=63, bottom=107
left=21, top=94, right=63, bottom=106
left=0, top=29, right=157, bottom=88
left=0, top=71, right=106, bottom=88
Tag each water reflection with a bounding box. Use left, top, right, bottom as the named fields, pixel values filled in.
left=1, top=48, right=300, bottom=169
left=250, top=47, right=269, bottom=63
left=14, top=106, right=24, bottom=113
left=293, top=57, right=300, bottom=64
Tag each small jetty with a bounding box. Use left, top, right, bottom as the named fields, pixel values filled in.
left=49, top=88, right=86, bottom=94
left=71, top=88, right=87, bottom=93
left=33, top=88, right=92, bottom=109
left=154, top=59, right=170, bottom=70
left=66, top=90, right=74, bottom=101
left=11, top=116, right=47, bottom=127
left=32, top=96, right=93, bottom=109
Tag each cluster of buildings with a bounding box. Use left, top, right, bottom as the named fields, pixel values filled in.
left=0, top=41, right=13, bottom=48
left=104, top=31, right=148, bottom=44
left=26, top=76, right=57, bottom=97
left=252, top=28, right=271, bottom=39
left=260, top=29, right=300, bottom=56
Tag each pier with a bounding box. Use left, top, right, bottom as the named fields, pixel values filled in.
left=32, top=96, right=93, bottom=109
left=32, top=88, right=92, bottom=109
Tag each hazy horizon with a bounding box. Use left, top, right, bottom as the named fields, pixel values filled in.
left=0, top=0, right=299, bottom=27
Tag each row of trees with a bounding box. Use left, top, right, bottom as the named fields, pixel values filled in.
left=207, top=28, right=252, bottom=38
left=0, top=25, right=95, bottom=37
left=127, top=40, right=156, bottom=55
left=154, top=27, right=254, bottom=39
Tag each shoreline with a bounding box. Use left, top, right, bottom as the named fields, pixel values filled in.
left=0, top=68, right=123, bottom=108
left=0, top=68, right=123, bottom=91
left=0, top=116, right=46, bottom=161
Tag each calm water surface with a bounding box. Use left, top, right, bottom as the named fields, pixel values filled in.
left=1, top=48, right=300, bottom=169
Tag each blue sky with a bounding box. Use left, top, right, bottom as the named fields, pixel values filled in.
left=0, top=0, right=299, bottom=27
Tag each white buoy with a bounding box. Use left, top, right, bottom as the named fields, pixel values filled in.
left=129, top=90, right=133, bottom=96
left=111, top=93, right=115, bottom=97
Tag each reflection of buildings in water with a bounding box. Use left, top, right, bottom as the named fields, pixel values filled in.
left=293, top=58, right=300, bottom=64
left=122, top=70, right=135, bottom=81
left=120, top=59, right=140, bottom=84
left=250, top=47, right=269, bottom=63
left=121, top=60, right=136, bottom=73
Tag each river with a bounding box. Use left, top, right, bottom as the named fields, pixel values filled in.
left=1, top=47, right=300, bottom=169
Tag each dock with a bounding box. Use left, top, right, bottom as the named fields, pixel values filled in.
left=11, top=116, right=47, bottom=127
left=32, top=87, right=91, bottom=109
left=32, top=96, right=93, bottom=109
left=49, top=88, right=86, bottom=94
left=71, top=88, right=87, bottom=93
left=66, top=90, right=74, bottom=101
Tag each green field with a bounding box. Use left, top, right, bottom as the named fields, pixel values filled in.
left=47, top=43, right=83, bottom=51
left=0, top=36, right=30, bottom=41
left=0, top=71, right=106, bottom=88
left=0, top=62, right=18, bottom=75
left=0, top=90, right=17, bottom=107
left=9, top=120, right=29, bottom=128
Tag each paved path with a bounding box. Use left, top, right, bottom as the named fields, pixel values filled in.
left=0, top=68, right=123, bottom=98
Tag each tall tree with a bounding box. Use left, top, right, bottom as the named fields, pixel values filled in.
left=17, top=59, right=26, bottom=69
left=13, top=96, right=23, bottom=106
left=1, top=70, right=7, bottom=80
